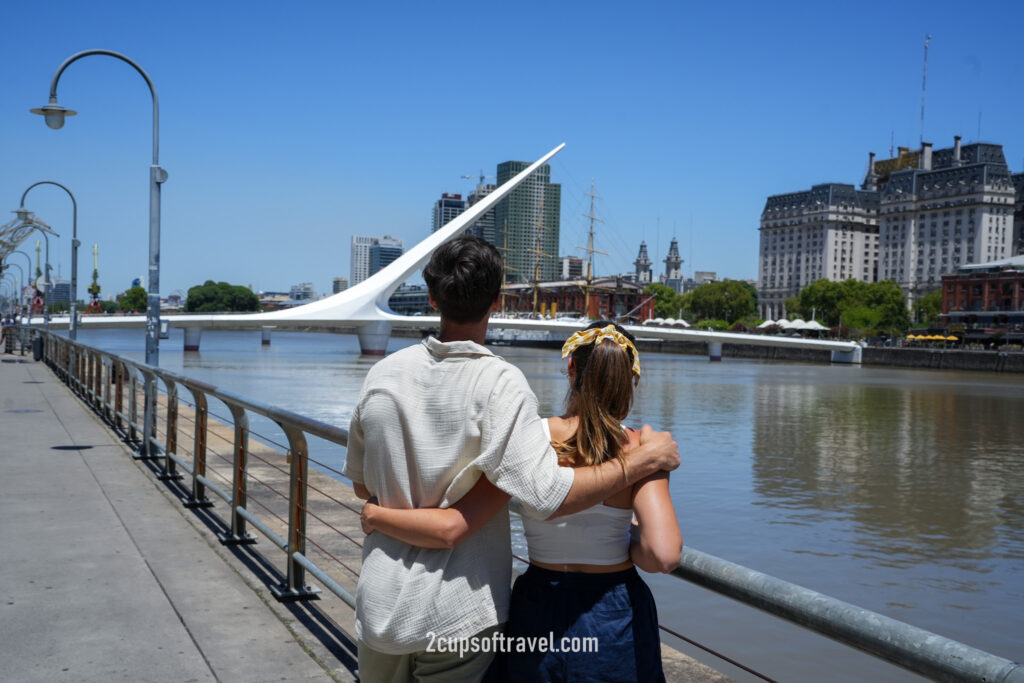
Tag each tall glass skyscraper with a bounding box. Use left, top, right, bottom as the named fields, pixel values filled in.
left=495, top=161, right=561, bottom=283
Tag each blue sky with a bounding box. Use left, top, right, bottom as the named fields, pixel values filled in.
left=2, top=0, right=1022, bottom=299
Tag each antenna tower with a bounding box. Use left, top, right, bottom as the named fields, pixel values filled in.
left=920, top=34, right=932, bottom=145
left=577, top=180, right=608, bottom=319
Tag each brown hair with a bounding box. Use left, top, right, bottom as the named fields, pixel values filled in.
left=552, top=321, right=638, bottom=474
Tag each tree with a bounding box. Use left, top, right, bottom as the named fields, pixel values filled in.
left=644, top=283, right=683, bottom=318
left=185, top=280, right=259, bottom=313
left=118, top=286, right=147, bottom=313
left=914, top=289, right=943, bottom=326
left=687, top=281, right=756, bottom=322
left=791, top=278, right=910, bottom=332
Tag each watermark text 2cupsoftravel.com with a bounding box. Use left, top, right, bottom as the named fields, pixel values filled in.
left=426, top=631, right=598, bottom=658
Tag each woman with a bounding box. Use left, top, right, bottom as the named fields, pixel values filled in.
left=360, top=321, right=682, bottom=682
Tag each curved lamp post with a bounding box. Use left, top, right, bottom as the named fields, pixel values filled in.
left=34, top=50, right=167, bottom=457
left=15, top=215, right=57, bottom=331
left=20, top=181, right=78, bottom=339
left=32, top=49, right=166, bottom=366
left=11, top=250, right=34, bottom=318
left=4, top=262, right=25, bottom=312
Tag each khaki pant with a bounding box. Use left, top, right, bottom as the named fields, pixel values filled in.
left=358, top=624, right=503, bottom=683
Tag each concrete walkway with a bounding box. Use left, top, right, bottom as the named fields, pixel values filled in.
left=0, top=354, right=349, bottom=682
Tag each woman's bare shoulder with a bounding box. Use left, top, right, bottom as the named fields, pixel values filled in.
left=546, top=416, right=577, bottom=443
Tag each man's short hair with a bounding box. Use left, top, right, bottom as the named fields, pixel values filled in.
left=423, top=236, right=504, bottom=324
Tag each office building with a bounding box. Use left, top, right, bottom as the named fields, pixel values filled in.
left=351, top=235, right=404, bottom=285
left=1012, top=172, right=1024, bottom=255
left=559, top=256, right=583, bottom=280
left=760, top=136, right=1020, bottom=318
left=759, top=183, right=879, bottom=319
left=290, top=282, right=315, bottom=301
left=874, top=138, right=1017, bottom=305
left=370, top=235, right=404, bottom=276
left=351, top=235, right=376, bottom=285
left=48, top=279, right=71, bottom=304
left=495, top=161, right=561, bottom=283
left=332, top=277, right=348, bottom=294
left=466, top=182, right=498, bottom=244
left=432, top=193, right=466, bottom=233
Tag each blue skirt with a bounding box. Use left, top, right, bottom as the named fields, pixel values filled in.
left=498, top=565, right=665, bottom=683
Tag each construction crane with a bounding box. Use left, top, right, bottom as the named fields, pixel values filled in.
left=461, top=170, right=495, bottom=186
left=86, top=243, right=103, bottom=313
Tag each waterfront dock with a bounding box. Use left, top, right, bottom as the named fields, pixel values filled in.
left=0, top=349, right=728, bottom=682
left=0, top=355, right=349, bottom=682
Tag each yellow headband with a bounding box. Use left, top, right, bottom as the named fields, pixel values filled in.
left=561, top=325, right=641, bottom=377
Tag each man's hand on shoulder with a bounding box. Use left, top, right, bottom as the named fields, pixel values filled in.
left=638, top=425, right=679, bottom=472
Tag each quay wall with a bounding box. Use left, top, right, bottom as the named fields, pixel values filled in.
left=635, top=338, right=1024, bottom=373
left=193, top=324, right=1024, bottom=373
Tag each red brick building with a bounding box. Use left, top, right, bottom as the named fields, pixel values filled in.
left=501, top=276, right=654, bottom=322
left=942, top=255, right=1024, bottom=330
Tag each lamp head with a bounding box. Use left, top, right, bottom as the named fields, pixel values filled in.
left=30, top=96, right=77, bottom=129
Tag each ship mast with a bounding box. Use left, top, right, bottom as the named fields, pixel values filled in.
left=577, top=179, right=608, bottom=319
left=527, top=195, right=549, bottom=316
left=497, top=219, right=517, bottom=314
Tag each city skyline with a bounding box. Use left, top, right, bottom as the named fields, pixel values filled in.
left=2, top=1, right=1022, bottom=298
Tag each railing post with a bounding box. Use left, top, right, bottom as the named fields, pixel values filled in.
left=113, top=361, right=124, bottom=433
left=92, top=351, right=101, bottom=408
left=182, top=386, right=213, bottom=509
left=156, top=376, right=182, bottom=481
left=270, top=424, right=320, bottom=601
left=138, top=367, right=159, bottom=459
left=128, top=367, right=140, bottom=446
left=217, top=401, right=256, bottom=545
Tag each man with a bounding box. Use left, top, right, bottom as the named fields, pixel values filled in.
left=344, top=236, right=678, bottom=681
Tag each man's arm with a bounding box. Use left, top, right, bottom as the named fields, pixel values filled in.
left=353, top=482, right=372, bottom=500
left=549, top=425, right=678, bottom=519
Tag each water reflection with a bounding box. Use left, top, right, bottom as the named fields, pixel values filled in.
left=751, top=371, right=1024, bottom=570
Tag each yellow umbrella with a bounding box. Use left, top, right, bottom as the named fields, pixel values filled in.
left=906, top=334, right=919, bottom=339
left=945, top=335, right=958, bottom=341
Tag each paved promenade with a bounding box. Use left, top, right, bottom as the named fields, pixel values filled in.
left=0, top=345, right=730, bottom=683
left=0, top=354, right=348, bottom=682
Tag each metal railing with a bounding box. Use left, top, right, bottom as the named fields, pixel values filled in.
left=38, top=332, right=1023, bottom=682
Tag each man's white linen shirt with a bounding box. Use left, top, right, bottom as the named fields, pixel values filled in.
left=343, top=336, right=573, bottom=654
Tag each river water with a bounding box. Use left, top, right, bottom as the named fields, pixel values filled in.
left=71, top=328, right=1023, bottom=681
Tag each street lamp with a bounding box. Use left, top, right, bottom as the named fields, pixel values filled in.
left=34, top=50, right=167, bottom=457
left=4, top=262, right=25, bottom=310
left=11, top=250, right=33, bottom=319
left=20, top=181, right=78, bottom=339
left=31, top=49, right=166, bottom=366
left=16, top=219, right=58, bottom=331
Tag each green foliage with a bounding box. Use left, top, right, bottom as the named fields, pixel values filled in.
left=913, top=289, right=943, bottom=325
left=185, top=280, right=259, bottom=313
left=790, top=279, right=910, bottom=332
left=696, top=319, right=732, bottom=331
left=118, top=286, right=148, bottom=313
left=645, top=283, right=684, bottom=318
left=687, top=281, right=756, bottom=323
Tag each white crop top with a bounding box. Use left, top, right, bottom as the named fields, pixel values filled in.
left=521, top=420, right=633, bottom=566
